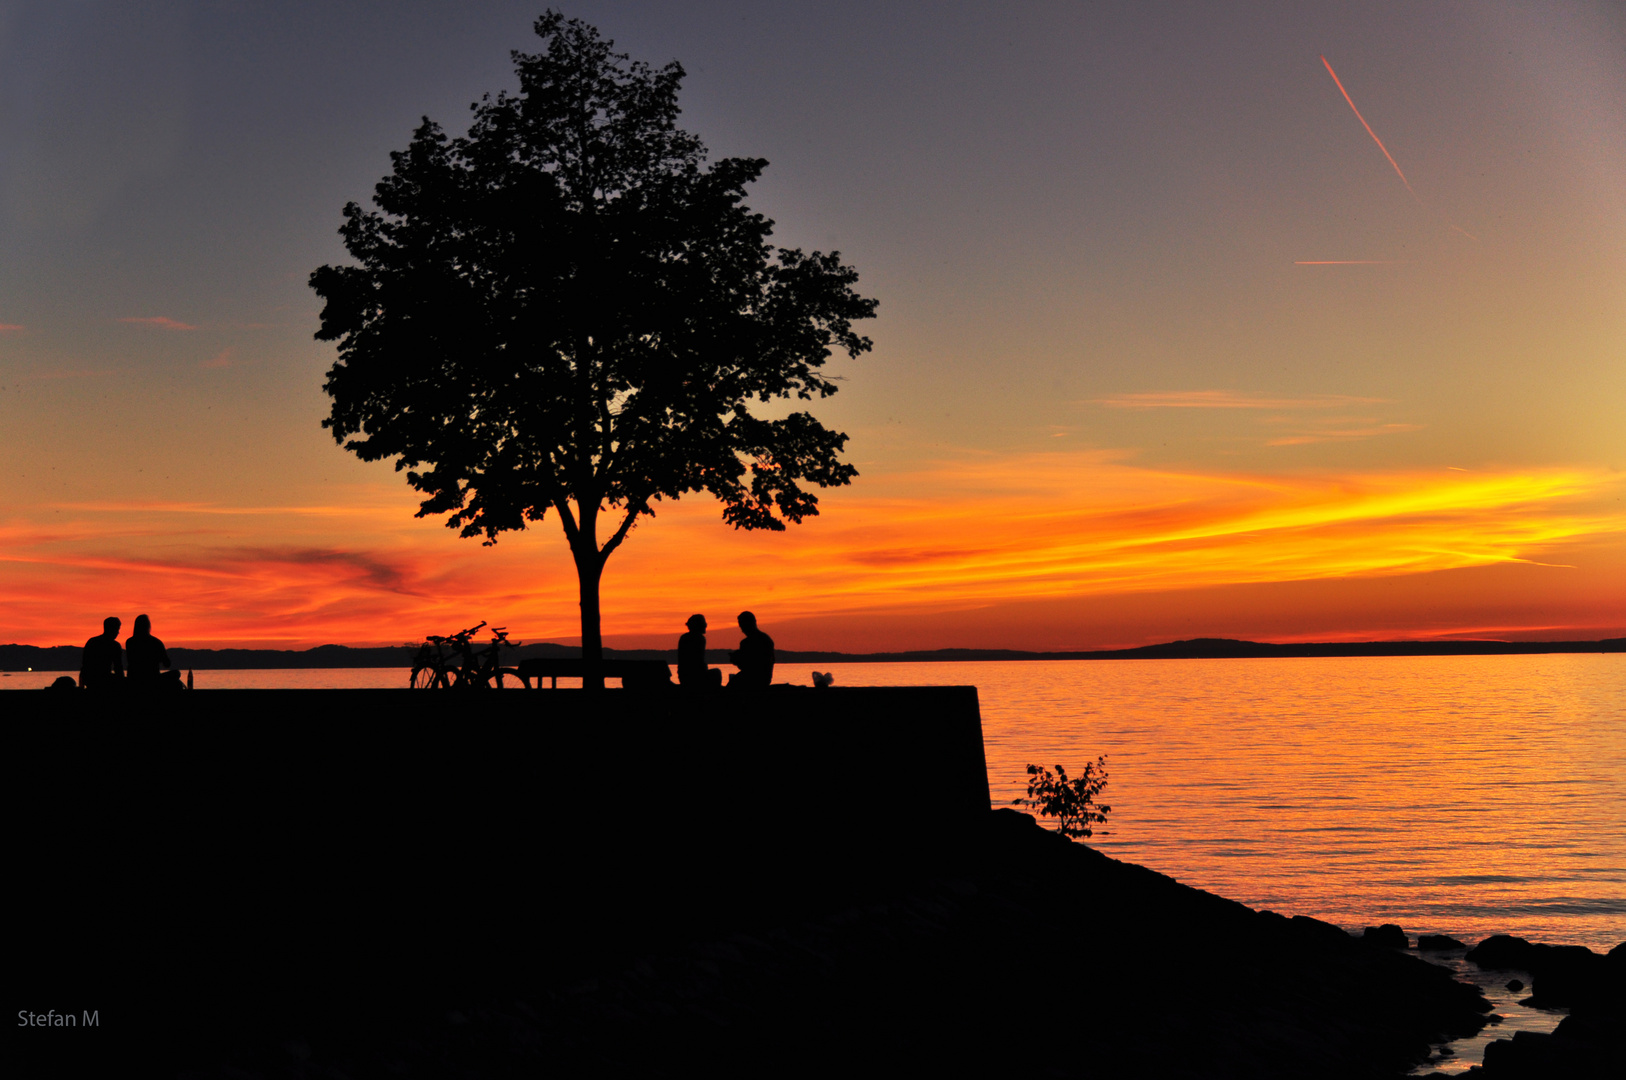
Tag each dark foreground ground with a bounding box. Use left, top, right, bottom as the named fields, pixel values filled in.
left=14, top=809, right=1541, bottom=1079
left=382, top=809, right=1497, bottom=1080
left=9, top=690, right=1620, bottom=1077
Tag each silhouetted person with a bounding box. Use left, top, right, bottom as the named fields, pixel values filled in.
left=126, top=614, right=180, bottom=689
left=79, top=617, right=124, bottom=689
left=678, top=614, right=722, bottom=689
left=728, top=611, right=774, bottom=689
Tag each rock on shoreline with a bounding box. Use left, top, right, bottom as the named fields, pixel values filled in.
left=1463, top=934, right=1625, bottom=1077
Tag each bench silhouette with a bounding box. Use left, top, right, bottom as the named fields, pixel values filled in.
left=516, top=657, right=674, bottom=689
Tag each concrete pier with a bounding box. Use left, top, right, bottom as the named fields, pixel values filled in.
left=10, top=686, right=990, bottom=1048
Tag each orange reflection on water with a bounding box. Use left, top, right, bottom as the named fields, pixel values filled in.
left=776, top=655, right=1626, bottom=952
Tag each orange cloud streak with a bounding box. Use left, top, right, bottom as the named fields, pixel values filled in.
left=1262, top=421, right=1423, bottom=446
left=1320, top=54, right=1421, bottom=203
left=1095, top=391, right=1388, bottom=409
left=2, top=458, right=1621, bottom=650
left=118, top=316, right=197, bottom=330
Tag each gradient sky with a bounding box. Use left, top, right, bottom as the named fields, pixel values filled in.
left=3, top=1, right=1624, bottom=650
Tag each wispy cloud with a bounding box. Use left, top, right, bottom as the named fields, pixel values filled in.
left=46, top=498, right=411, bottom=521
left=1264, top=421, right=1424, bottom=446
left=5, top=460, right=1620, bottom=648
left=0, top=323, right=23, bottom=331
left=119, top=316, right=196, bottom=330
left=1094, top=391, right=1417, bottom=444
left=748, top=456, right=1622, bottom=612
left=10, top=367, right=98, bottom=382
left=1094, top=391, right=1388, bottom=410
left=202, top=348, right=236, bottom=369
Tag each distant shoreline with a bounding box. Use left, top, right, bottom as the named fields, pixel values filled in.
left=4, top=635, right=1621, bottom=672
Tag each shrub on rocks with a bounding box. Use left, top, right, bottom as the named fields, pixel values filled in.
left=1012, top=758, right=1110, bottom=841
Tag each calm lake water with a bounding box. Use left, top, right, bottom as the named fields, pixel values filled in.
left=9, top=655, right=1622, bottom=953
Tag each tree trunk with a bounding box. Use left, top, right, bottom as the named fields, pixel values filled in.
left=574, top=504, right=605, bottom=691
left=575, top=552, right=604, bottom=690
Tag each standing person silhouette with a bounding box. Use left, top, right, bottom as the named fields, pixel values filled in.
left=677, top=614, right=722, bottom=689
left=79, top=617, right=124, bottom=689
left=125, top=614, right=177, bottom=688
left=728, top=611, right=775, bottom=689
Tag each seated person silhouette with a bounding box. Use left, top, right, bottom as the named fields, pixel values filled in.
left=728, top=610, right=775, bottom=689
left=79, top=616, right=124, bottom=689
left=677, top=614, right=722, bottom=689
left=126, top=614, right=182, bottom=689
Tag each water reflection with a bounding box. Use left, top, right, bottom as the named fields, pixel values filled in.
left=775, top=655, right=1625, bottom=954
left=9, top=655, right=1622, bottom=952
left=1408, top=952, right=1567, bottom=1074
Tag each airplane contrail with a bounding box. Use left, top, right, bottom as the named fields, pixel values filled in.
left=1294, top=260, right=1408, bottom=265
left=1320, top=54, right=1422, bottom=205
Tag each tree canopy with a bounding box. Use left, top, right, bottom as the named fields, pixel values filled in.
left=311, top=12, right=876, bottom=671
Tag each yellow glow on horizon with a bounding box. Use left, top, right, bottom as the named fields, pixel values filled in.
left=607, top=456, right=1616, bottom=617
left=7, top=454, right=1619, bottom=648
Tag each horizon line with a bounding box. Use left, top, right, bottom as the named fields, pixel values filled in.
left=5, top=634, right=1623, bottom=671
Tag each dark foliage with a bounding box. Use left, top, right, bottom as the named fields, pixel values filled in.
left=1013, top=757, right=1110, bottom=840
left=311, top=12, right=875, bottom=669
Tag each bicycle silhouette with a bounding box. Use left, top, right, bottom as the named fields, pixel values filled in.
left=408, top=622, right=524, bottom=689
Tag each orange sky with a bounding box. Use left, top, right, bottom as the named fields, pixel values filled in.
left=4, top=452, right=1622, bottom=649
left=2, top=4, right=1624, bottom=651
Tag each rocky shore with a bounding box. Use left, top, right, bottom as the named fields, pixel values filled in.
left=1448, top=934, right=1625, bottom=1078
left=167, top=810, right=1543, bottom=1079
left=18, top=807, right=1621, bottom=1078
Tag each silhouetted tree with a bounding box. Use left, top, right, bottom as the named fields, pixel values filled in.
left=311, top=12, right=875, bottom=685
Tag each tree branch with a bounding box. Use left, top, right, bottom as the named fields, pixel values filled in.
left=554, top=495, right=581, bottom=547
left=598, top=498, right=647, bottom=564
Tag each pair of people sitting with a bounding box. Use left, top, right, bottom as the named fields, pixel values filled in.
left=677, top=611, right=774, bottom=690
left=79, top=614, right=182, bottom=690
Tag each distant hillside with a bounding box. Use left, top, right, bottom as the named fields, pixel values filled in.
left=4, top=636, right=1621, bottom=673
left=0, top=641, right=686, bottom=672
left=776, top=636, right=1626, bottom=662
left=1, top=643, right=419, bottom=672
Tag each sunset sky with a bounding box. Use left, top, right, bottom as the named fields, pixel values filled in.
left=3, top=1, right=1624, bottom=650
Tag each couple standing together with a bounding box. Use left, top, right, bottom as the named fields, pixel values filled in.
left=678, top=611, right=773, bottom=690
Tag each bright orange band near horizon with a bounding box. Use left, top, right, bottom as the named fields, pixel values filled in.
left=3, top=451, right=1622, bottom=651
